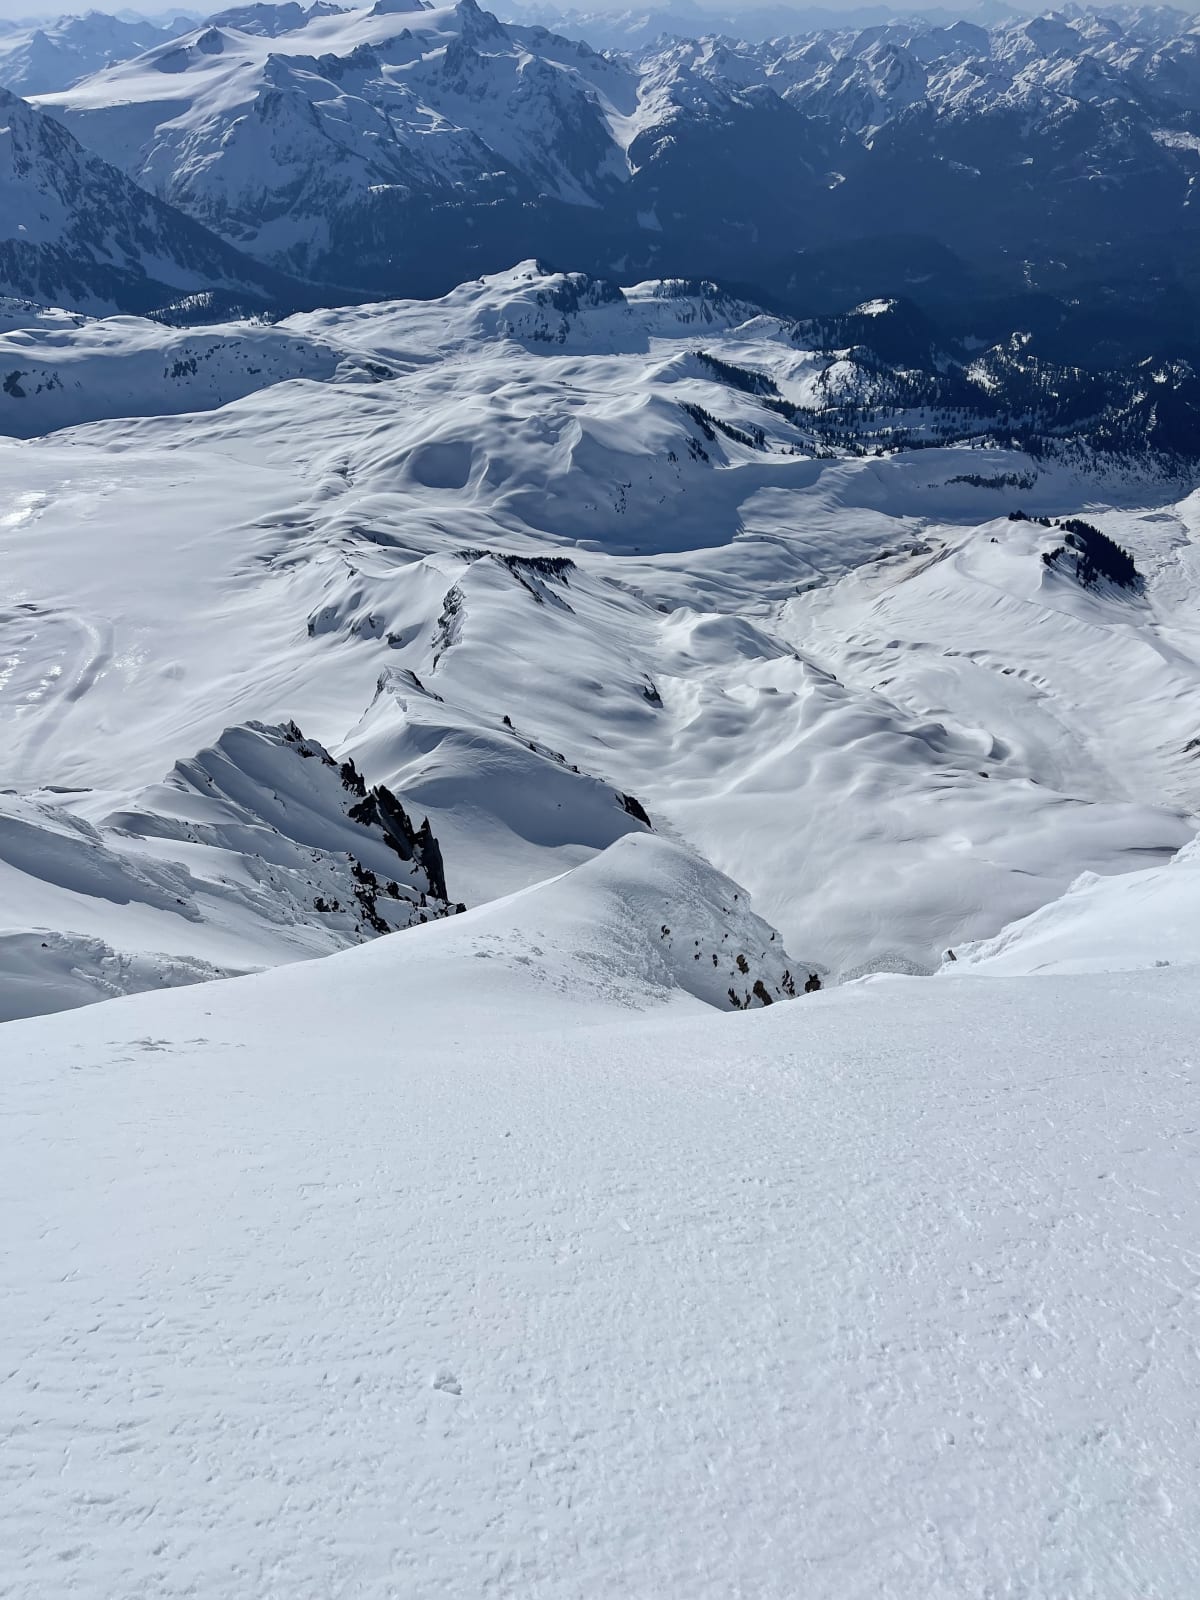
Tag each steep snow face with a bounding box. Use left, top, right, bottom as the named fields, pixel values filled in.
left=3, top=885, right=1200, bottom=1596
left=2, top=262, right=1197, bottom=1015
left=0, top=720, right=461, bottom=1021
left=0, top=87, right=302, bottom=315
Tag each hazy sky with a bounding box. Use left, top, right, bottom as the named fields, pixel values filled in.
left=0, top=0, right=1130, bottom=26
left=1, top=0, right=1000, bottom=21
left=0, top=2, right=196, bottom=17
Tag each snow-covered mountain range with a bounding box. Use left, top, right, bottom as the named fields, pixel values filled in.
left=0, top=9, right=191, bottom=97
left=3, top=0, right=1193, bottom=343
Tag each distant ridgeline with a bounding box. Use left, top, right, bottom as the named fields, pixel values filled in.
left=686, top=304, right=1200, bottom=470
left=16, top=1, right=1200, bottom=399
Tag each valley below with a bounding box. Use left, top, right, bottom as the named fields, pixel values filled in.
left=3, top=263, right=1198, bottom=1010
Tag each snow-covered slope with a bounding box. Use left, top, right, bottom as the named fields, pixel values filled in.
left=0, top=86, right=308, bottom=314
left=4, top=870, right=1199, bottom=1597
left=0, top=10, right=186, bottom=97
left=948, top=834, right=1200, bottom=976
left=2, top=263, right=1197, bottom=1015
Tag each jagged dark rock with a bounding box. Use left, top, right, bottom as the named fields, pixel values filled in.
left=618, top=792, right=653, bottom=828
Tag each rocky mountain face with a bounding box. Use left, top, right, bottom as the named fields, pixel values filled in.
left=13, top=2, right=1199, bottom=357
left=0, top=85, right=317, bottom=314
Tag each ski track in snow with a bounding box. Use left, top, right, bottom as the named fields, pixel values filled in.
left=1, top=604, right=114, bottom=762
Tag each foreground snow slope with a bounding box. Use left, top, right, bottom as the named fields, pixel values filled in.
left=3, top=877, right=1198, bottom=1598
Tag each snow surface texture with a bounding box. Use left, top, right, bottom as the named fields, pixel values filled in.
left=2, top=262, right=1198, bottom=1016
left=3, top=866, right=1200, bottom=1597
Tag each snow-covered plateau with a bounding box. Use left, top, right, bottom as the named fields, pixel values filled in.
left=3, top=260, right=1200, bottom=1597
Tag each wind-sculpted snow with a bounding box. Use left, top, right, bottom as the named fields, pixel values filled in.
left=346, top=664, right=658, bottom=903
left=0, top=720, right=459, bottom=1021
left=1, top=262, right=1198, bottom=1014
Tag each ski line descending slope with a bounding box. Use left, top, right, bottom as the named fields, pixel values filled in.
left=3, top=874, right=1199, bottom=1599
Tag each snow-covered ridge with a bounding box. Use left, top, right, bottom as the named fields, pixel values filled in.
left=0, top=264, right=764, bottom=432
left=5, top=261, right=1192, bottom=458
left=0, top=718, right=462, bottom=1021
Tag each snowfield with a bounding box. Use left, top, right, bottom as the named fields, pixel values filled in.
left=3, top=859, right=1200, bottom=1598
left=3, top=260, right=1200, bottom=1596
left=2, top=264, right=1197, bottom=1011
